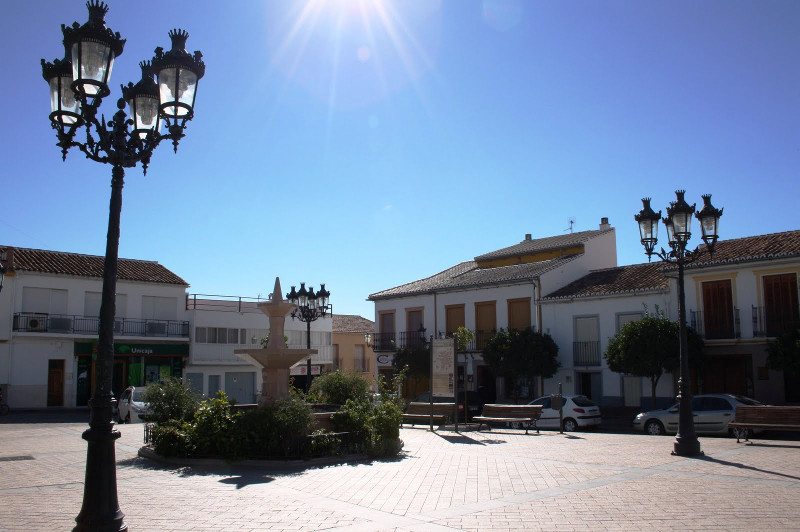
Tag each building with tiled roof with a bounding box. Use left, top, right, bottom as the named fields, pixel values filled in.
left=367, top=218, right=618, bottom=401
left=539, top=229, right=800, bottom=410
left=3, top=246, right=188, bottom=285
left=331, top=314, right=376, bottom=388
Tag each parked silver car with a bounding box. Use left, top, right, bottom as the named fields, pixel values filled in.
left=633, top=393, right=763, bottom=436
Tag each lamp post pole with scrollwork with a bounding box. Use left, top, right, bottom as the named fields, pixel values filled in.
left=635, top=190, right=723, bottom=457
left=286, top=283, right=331, bottom=392
left=40, top=2, right=205, bottom=530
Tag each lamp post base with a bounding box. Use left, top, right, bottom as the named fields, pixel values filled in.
left=672, top=436, right=703, bottom=457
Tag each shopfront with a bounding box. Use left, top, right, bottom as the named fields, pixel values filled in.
left=74, top=342, right=189, bottom=406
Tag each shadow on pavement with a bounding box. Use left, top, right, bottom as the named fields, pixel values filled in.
left=436, top=433, right=486, bottom=445
left=698, top=455, right=800, bottom=481
left=219, top=474, right=276, bottom=488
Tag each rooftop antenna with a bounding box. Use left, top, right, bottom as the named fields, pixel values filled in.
left=564, top=217, right=575, bottom=233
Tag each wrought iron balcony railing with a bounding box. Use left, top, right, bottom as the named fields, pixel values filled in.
left=752, top=306, right=800, bottom=338
left=690, top=308, right=740, bottom=340
left=13, top=313, right=190, bottom=338
left=573, top=341, right=601, bottom=366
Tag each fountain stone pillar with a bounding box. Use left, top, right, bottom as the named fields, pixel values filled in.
left=235, top=277, right=315, bottom=404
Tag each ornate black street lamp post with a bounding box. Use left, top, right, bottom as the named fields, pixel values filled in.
left=635, top=190, right=723, bottom=457
left=41, top=3, right=205, bottom=530
left=286, top=283, right=332, bottom=392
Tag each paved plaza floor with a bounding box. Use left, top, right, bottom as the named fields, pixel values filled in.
left=1, top=413, right=799, bottom=531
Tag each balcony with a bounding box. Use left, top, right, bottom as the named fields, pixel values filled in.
left=372, top=329, right=495, bottom=352
left=13, top=313, right=190, bottom=338
left=690, top=308, right=740, bottom=340
left=752, top=306, right=800, bottom=338
left=573, top=341, right=600, bottom=366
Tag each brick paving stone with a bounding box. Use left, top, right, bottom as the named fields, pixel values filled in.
left=2, top=417, right=800, bottom=531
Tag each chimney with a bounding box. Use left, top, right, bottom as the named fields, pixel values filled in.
left=524, top=233, right=532, bottom=241
left=599, top=217, right=611, bottom=231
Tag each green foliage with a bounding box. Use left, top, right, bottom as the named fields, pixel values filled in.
left=141, top=377, right=200, bottom=425
left=392, top=344, right=429, bottom=380
left=151, top=421, right=194, bottom=457
left=232, top=405, right=279, bottom=458
left=371, top=400, right=403, bottom=440
left=309, top=370, right=370, bottom=405
left=309, top=429, right=342, bottom=457
left=453, top=326, right=474, bottom=352
left=260, top=334, right=288, bottom=348
left=767, top=329, right=800, bottom=375
left=191, top=391, right=241, bottom=456
left=332, top=399, right=372, bottom=444
left=604, top=314, right=704, bottom=408
left=272, top=395, right=314, bottom=457
left=482, top=327, right=560, bottom=380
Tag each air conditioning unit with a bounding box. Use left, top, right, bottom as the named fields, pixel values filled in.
left=49, top=317, right=73, bottom=333
left=146, top=322, right=167, bottom=336
left=26, top=314, right=48, bottom=332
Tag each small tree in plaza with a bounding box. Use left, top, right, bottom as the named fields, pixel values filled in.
left=604, top=313, right=705, bottom=409
left=482, top=327, right=560, bottom=401
left=392, top=343, right=430, bottom=398
left=141, top=377, right=201, bottom=425
left=309, top=369, right=371, bottom=405
left=766, top=328, right=800, bottom=376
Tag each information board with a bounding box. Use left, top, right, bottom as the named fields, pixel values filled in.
left=431, top=338, right=455, bottom=397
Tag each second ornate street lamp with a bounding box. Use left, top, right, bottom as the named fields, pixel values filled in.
left=41, top=2, right=205, bottom=530
left=287, top=283, right=332, bottom=392
left=635, top=190, right=723, bottom=457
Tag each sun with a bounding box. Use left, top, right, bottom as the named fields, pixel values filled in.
left=263, top=0, right=442, bottom=110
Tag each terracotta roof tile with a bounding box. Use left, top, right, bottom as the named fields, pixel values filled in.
left=368, top=256, right=577, bottom=300
left=541, top=262, right=668, bottom=300
left=333, top=314, right=374, bottom=334
left=474, top=229, right=611, bottom=262
left=684, top=230, right=800, bottom=269
left=3, top=246, right=188, bottom=286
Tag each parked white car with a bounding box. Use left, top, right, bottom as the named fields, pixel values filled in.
left=117, top=386, right=151, bottom=424
left=632, top=393, right=763, bottom=436
left=510, top=394, right=602, bottom=432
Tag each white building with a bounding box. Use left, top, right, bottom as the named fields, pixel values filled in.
left=0, top=247, right=190, bottom=409
left=0, top=246, right=335, bottom=408
left=184, top=294, right=333, bottom=403
left=368, top=219, right=617, bottom=401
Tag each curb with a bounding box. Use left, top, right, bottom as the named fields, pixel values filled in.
left=137, top=445, right=372, bottom=472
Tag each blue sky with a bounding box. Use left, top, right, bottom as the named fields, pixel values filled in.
left=2, top=1, right=798, bottom=320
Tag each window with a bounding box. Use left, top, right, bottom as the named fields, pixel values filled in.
left=763, top=273, right=799, bottom=337
left=378, top=311, right=395, bottom=350
left=475, top=301, right=496, bottom=349
left=85, top=292, right=127, bottom=318
left=333, top=344, right=340, bottom=369
left=22, top=287, right=68, bottom=315
left=354, top=345, right=367, bottom=372
left=141, top=296, right=177, bottom=320
left=445, top=305, right=465, bottom=336
left=574, top=316, right=600, bottom=366
left=507, top=298, right=531, bottom=331
left=616, top=312, right=642, bottom=332
left=195, top=327, right=207, bottom=343
left=702, top=279, right=735, bottom=339
left=194, top=326, right=247, bottom=344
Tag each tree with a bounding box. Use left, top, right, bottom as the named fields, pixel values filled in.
left=766, top=329, right=800, bottom=376
left=392, top=343, right=429, bottom=380
left=482, top=327, right=560, bottom=400
left=604, top=315, right=705, bottom=409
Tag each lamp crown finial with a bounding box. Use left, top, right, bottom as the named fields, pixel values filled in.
left=86, top=0, right=109, bottom=25
left=168, top=28, right=190, bottom=51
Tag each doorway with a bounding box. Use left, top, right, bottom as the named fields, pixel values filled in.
left=576, top=371, right=601, bottom=401
left=47, top=359, right=65, bottom=407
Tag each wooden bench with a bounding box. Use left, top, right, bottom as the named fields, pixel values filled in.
left=402, top=402, right=456, bottom=428
left=728, top=405, right=800, bottom=443
left=473, top=404, right=543, bottom=435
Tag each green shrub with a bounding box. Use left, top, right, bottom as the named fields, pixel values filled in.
left=371, top=400, right=402, bottom=441
left=309, top=370, right=370, bottom=406
left=232, top=405, right=279, bottom=458
left=192, top=392, right=241, bottom=456
left=141, top=377, right=200, bottom=425
left=367, top=437, right=403, bottom=458
left=309, top=429, right=342, bottom=457
left=151, top=421, right=194, bottom=457
left=273, top=395, right=314, bottom=457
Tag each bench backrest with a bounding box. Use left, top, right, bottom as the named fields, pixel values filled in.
left=734, top=405, right=800, bottom=425
left=481, top=404, right=543, bottom=419
left=406, top=402, right=456, bottom=417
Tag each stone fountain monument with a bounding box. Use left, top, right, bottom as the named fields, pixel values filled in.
left=235, top=277, right=315, bottom=405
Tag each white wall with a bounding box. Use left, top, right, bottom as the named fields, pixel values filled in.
left=539, top=289, right=674, bottom=406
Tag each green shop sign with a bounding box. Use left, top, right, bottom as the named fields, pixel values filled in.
left=74, top=342, right=189, bottom=358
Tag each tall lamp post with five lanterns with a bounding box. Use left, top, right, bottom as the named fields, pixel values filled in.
left=286, top=283, right=332, bottom=392
left=40, top=2, right=205, bottom=530
left=635, top=190, right=723, bottom=457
